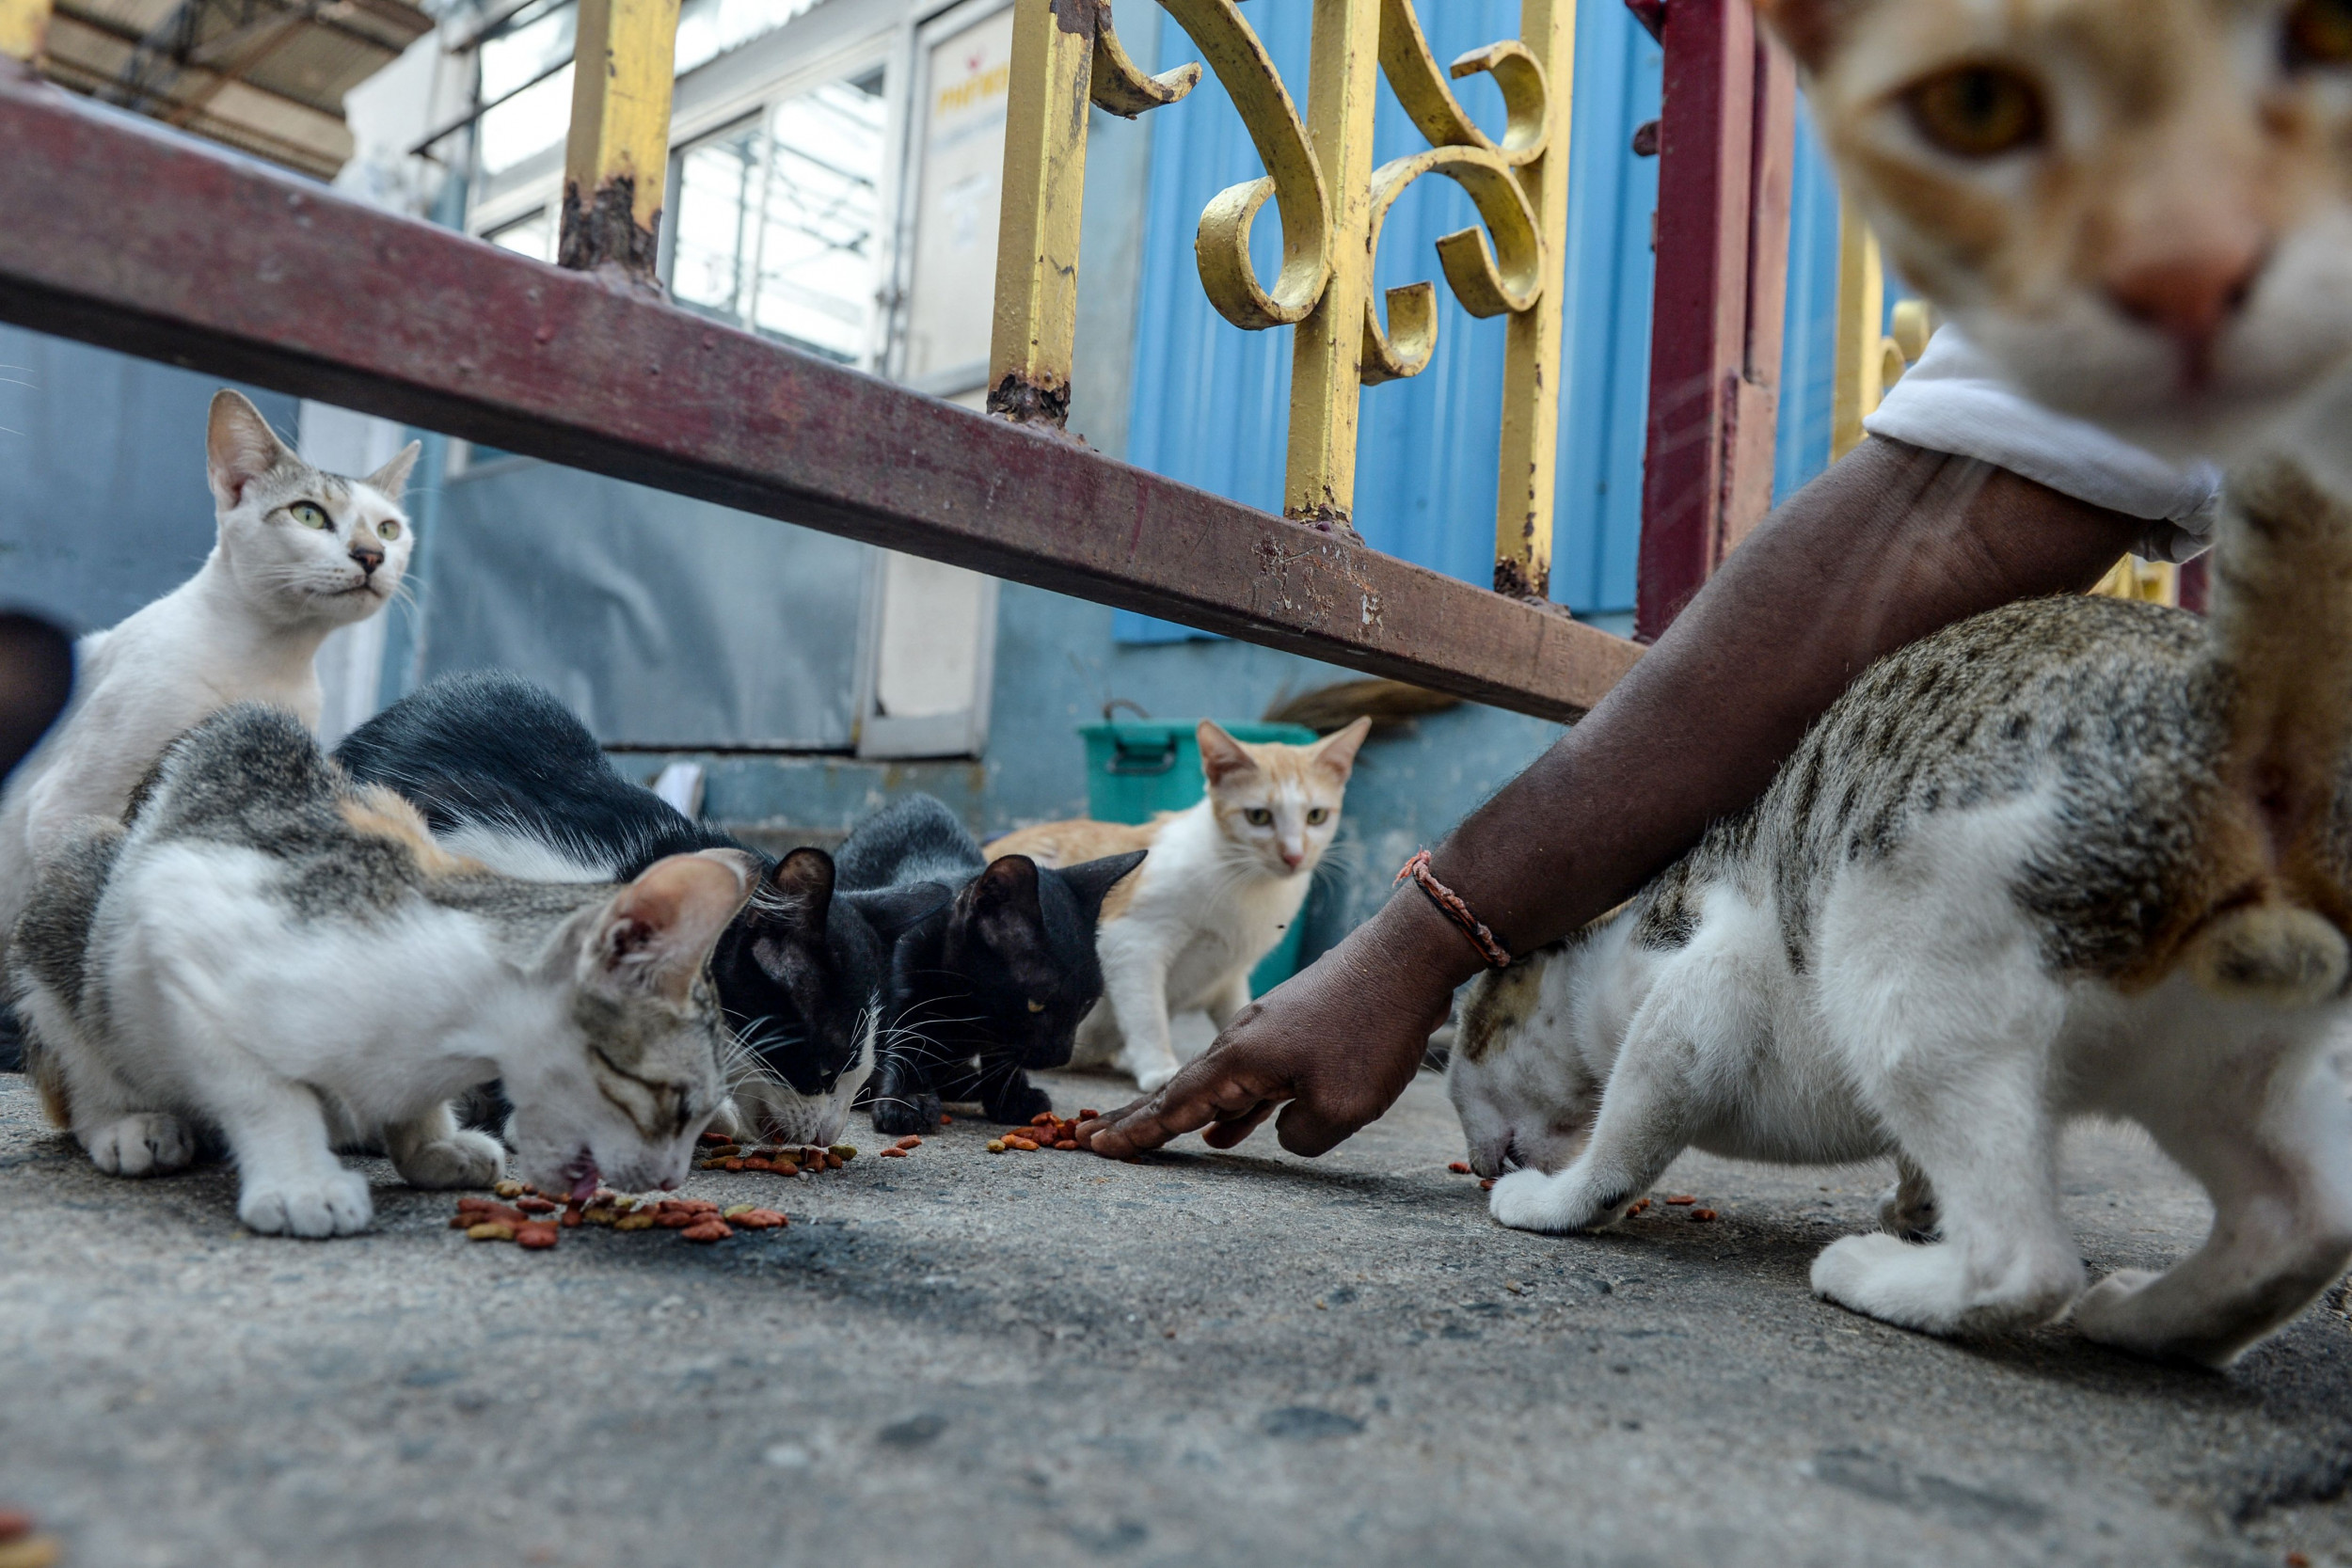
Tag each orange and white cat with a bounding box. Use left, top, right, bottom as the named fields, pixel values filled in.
left=1756, top=0, right=2352, bottom=465
left=987, top=719, right=1370, bottom=1091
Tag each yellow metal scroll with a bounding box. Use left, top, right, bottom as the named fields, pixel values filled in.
left=989, top=0, right=1578, bottom=602
left=0, top=0, right=48, bottom=62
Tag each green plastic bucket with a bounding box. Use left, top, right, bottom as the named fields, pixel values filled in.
left=1078, top=720, right=1318, bottom=995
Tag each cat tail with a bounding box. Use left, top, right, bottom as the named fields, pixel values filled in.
left=2182, top=451, right=2352, bottom=1006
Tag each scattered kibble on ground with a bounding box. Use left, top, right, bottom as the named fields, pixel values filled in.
left=451, top=1187, right=790, bottom=1251
left=986, top=1111, right=1089, bottom=1154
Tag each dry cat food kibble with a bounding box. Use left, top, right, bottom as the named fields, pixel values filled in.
left=985, top=1111, right=1089, bottom=1153
left=1689, top=1208, right=1719, bottom=1223
left=1448, top=1162, right=1472, bottom=1175
left=451, top=1185, right=788, bottom=1250
left=696, top=1142, right=853, bottom=1174
left=0, top=1509, right=60, bottom=1568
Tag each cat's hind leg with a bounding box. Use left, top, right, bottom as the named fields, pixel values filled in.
left=2074, top=1035, right=2352, bottom=1368
left=1812, top=964, right=2082, bottom=1337
left=1486, top=996, right=1697, bottom=1235
left=384, top=1101, right=503, bottom=1191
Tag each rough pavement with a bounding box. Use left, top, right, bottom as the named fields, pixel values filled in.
left=3, top=1069, right=2350, bottom=1568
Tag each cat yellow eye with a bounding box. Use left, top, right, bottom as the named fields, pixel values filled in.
left=289, top=501, right=331, bottom=530
left=1904, top=64, right=2044, bottom=159
left=1026, top=999, right=1045, bottom=1013
left=1307, top=808, right=1329, bottom=825
left=1246, top=808, right=1274, bottom=826
left=377, top=519, right=403, bottom=542
left=2287, top=0, right=2352, bottom=66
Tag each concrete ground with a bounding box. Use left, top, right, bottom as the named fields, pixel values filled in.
left=4, top=1066, right=2351, bottom=1568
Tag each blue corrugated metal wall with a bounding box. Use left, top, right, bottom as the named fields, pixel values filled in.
left=1118, top=9, right=1901, bottom=641
left=1120, top=0, right=1662, bottom=638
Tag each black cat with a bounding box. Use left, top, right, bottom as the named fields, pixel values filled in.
left=835, top=793, right=1142, bottom=1134
left=335, top=672, right=942, bottom=1141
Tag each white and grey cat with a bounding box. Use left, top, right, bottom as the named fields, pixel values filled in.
left=8, top=705, right=752, bottom=1237
left=987, top=719, right=1370, bottom=1090
left=1454, top=449, right=2352, bottom=1366
left=0, top=390, right=417, bottom=966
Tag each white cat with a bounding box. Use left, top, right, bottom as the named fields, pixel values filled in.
left=8, top=705, right=751, bottom=1237
left=0, top=389, right=417, bottom=960
left=989, top=719, right=1370, bottom=1090
left=1451, top=451, right=2352, bottom=1367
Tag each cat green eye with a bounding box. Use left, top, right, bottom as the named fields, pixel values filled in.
left=1246, top=808, right=1274, bottom=827
left=1307, top=808, right=1329, bottom=826
left=289, top=501, right=331, bottom=530
left=1904, top=64, right=2044, bottom=159
left=2287, top=0, right=2352, bottom=66
left=377, top=518, right=403, bottom=542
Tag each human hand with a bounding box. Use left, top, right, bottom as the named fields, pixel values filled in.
left=1077, top=893, right=1470, bottom=1158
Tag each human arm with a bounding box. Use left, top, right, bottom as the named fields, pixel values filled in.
left=1079, top=437, right=2149, bottom=1158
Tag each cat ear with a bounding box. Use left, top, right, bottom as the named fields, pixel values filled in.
left=1058, top=849, right=1148, bottom=918
left=1197, top=721, right=1257, bottom=784
left=964, top=855, right=1044, bottom=949
left=1749, top=0, right=1860, bottom=70
left=582, top=848, right=757, bottom=1004
left=365, top=441, right=422, bottom=502
left=1311, top=716, right=1373, bottom=781
left=751, top=847, right=834, bottom=942
left=206, top=389, right=296, bottom=510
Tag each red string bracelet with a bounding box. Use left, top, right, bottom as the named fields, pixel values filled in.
left=1394, top=850, right=1513, bottom=970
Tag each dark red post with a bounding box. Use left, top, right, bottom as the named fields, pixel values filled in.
left=1632, top=0, right=1796, bottom=641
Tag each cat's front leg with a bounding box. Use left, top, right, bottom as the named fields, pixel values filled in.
left=976, top=1061, right=1053, bottom=1127
left=863, top=1049, right=943, bottom=1136
left=1202, top=971, right=1252, bottom=1033
left=1101, top=948, right=1181, bottom=1093
left=384, top=1101, right=503, bottom=1191
left=216, top=1085, right=373, bottom=1238
left=1488, top=1004, right=1695, bottom=1234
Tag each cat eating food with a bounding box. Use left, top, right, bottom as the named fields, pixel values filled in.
left=988, top=718, right=1369, bottom=1091
left=836, top=793, right=1142, bottom=1135
left=0, top=391, right=417, bottom=1022
left=8, top=705, right=753, bottom=1237
left=336, top=671, right=944, bottom=1147
left=1455, top=451, right=2352, bottom=1366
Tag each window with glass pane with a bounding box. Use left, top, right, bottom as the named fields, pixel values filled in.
left=668, top=66, right=887, bottom=363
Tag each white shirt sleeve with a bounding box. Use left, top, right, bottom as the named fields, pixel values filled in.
left=1862, top=325, right=2222, bottom=562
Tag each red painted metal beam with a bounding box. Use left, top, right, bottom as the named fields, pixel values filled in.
left=0, top=68, right=1642, bottom=721
left=1633, top=0, right=1796, bottom=641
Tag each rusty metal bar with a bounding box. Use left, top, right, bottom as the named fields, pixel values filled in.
left=1633, top=0, right=1794, bottom=641
left=558, top=0, right=679, bottom=287
left=987, top=0, right=1098, bottom=424
left=1492, top=0, right=1574, bottom=602
left=0, top=72, right=1640, bottom=720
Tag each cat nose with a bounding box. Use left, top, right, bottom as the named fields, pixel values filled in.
left=1280, top=844, right=1305, bottom=868
left=347, top=540, right=384, bottom=575
left=2105, top=240, right=2265, bottom=366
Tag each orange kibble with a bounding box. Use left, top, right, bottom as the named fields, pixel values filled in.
left=881, top=1148, right=907, bottom=1158
left=516, top=1222, right=560, bottom=1249
left=896, top=1135, right=922, bottom=1149
left=1054, top=1139, right=1078, bottom=1151
left=1664, top=1195, right=1695, bottom=1206
left=1479, top=1179, right=1496, bottom=1191
left=940, top=1114, right=954, bottom=1125
left=680, top=1220, right=733, bottom=1243
left=1689, top=1209, right=1718, bottom=1223
left=1006, top=1135, right=1039, bottom=1151
left=1448, top=1162, right=1471, bottom=1175
left=559, top=1209, right=582, bottom=1228
left=1031, top=1113, right=1057, bottom=1127
left=1077, top=1109, right=1100, bottom=1120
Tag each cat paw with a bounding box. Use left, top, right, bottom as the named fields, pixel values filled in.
left=1128, top=1059, right=1182, bottom=1094
left=84, top=1113, right=198, bottom=1178
left=1486, top=1167, right=1624, bottom=1234
left=984, top=1084, right=1054, bottom=1126
left=238, top=1169, right=373, bottom=1238
left=869, top=1092, right=943, bottom=1137
left=391, top=1130, right=504, bottom=1191
left=2069, top=1270, right=2200, bottom=1362
left=1810, top=1232, right=2082, bottom=1338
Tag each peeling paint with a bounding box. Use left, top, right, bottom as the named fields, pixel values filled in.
left=988, top=370, right=1072, bottom=427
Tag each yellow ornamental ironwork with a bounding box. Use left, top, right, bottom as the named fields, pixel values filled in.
left=989, top=0, right=1577, bottom=603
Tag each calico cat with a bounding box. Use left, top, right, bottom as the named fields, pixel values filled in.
left=335, top=671, right=942, bottom=1146
left=1452, top=451, right=2352, bottom=1366
left=8, top=705, right=752, bottom=1236
left=835, top=794, right=1143, bottom=1134
left=1753, top=0, right=2352, bottom=463
left=987, top=718, right=1370, bottom=1090
left=0, top=391, right=417, bottom=1053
